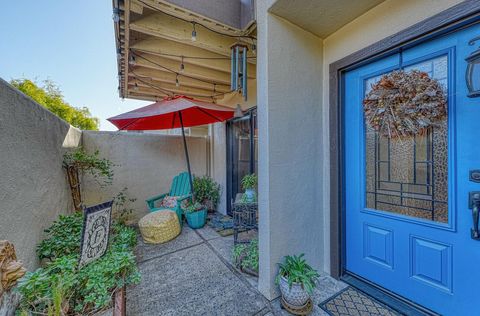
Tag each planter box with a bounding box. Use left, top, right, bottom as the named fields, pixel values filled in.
left=185, top=209, right=207, bottom=229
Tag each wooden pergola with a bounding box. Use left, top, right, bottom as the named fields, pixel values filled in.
left=113, top=0, right=257, bottom=104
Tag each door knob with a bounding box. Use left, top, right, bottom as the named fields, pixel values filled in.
left=469, top=192, right=480, bottom=240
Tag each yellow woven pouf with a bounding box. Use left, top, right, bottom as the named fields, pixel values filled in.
left=138, top=210, right=181, bottom=244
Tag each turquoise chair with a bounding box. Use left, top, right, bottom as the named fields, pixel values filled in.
left=145, top=172, right=192, bottom=226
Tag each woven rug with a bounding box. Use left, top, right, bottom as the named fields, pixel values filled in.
left=207, top=212, right=235, bottom=237
left=319, top=287, right=402, bottom=316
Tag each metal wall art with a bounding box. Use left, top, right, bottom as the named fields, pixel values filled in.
left=78, top=201, right=113, bottom=268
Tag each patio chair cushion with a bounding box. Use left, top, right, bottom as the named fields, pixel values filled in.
left=138, top=210, right=180, bottom=244
left=160, top=195, right=181, bottom=208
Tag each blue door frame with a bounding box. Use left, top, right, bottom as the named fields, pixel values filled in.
left=342, top=21, right=480, bottom=315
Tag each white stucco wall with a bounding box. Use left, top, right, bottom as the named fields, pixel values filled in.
left=257, top=0, right=324, bottom=299
left=0, top=78, right=82, bottom=270
left=81, top=131, right=208, bottom=222
left=321, top=0, right=464, bottom=273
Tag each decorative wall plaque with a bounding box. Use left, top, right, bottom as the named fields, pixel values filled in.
left=78, top=201, right=113, bottom=268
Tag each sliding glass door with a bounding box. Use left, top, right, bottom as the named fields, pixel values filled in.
left=226, top=108, right=257, bottom=214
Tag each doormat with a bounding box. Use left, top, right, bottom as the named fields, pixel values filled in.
left=319, top=286, right=402, bottom=316
left=207, top=212, right=234, bottom=237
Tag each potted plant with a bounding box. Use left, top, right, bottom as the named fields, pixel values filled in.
left=181, top=200, right=207, bottom=229
left=232, top=238, right=259, bottom=276
left=193, top=176, right=221, bottom=212
left=241, top=173, right=257, bottom=202
left=275, top=254, right=320, bottom=307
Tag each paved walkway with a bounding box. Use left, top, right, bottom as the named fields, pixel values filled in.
left=127, top=225, right=348, bottom=316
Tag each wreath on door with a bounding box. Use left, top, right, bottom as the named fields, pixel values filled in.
left=363, top=70, right=447, bottom=138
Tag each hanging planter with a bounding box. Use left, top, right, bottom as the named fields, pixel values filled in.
left=363, top=70, right=447, bottom=138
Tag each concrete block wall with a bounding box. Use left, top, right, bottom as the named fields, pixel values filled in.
left=0, top=78, right=82, bottom=270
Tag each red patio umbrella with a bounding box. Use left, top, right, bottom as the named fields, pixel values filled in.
left=107, top=96, right=235, bottom=201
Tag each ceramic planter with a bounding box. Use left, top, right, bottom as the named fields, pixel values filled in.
left=279, top=275, right=310, bottom=307
left=185, top=209, right=207, bottom=229
left=244, top=188, right=256, bottom=202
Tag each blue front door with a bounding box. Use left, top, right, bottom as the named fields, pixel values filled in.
left=345, top=22, right=480, bottom=315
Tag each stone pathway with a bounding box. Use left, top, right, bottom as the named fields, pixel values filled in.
left=127, top=225, right=348, bottom=316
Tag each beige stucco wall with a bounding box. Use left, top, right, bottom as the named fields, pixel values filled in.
left=81, top=131, right=208, bottom=222
left=257, top=0, right=324, bottom=299
left=0, top=78, right=82, bottom=270
left=321, top=0, right=464, bottom=272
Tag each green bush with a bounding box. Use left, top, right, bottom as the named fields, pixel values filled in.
left=193, top=176, right=220, bottom=209
left=17, top=213, right=140, bottom=315
left=232, top=239, right=259, bottom=273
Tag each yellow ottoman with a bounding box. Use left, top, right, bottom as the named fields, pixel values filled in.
left=138, top=211, right=181, bottom=244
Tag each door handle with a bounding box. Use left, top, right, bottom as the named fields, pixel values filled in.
left=469, top=192, right=480, bottom=240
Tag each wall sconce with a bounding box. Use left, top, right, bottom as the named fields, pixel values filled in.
left=466, top=36, right=480, bottom=98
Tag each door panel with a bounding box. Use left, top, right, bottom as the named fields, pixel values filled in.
left=344, top=22, right=480, bottom=315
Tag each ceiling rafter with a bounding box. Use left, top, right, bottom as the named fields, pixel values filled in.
left=128, top=69, right=231, bottom=92
left=130, top=38, right=256, bottom=77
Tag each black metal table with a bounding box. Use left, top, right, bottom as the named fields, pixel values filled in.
left=232, top=193, right=258, bottom=244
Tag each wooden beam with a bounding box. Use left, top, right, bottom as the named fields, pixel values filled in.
left=128, top=88, right=217, bottom=103
left=131, top=38, right=256, bottom=77
left=128, top=68, right=231, bottom=92
left=123, top=0, right=131, bottom=97
left=136, top=0, right=243, bottom=35
left=130, top=11, right=241, bottom=57
left=131, top=52, right=232, bottom=85
left=129, top=79, right=220, bottom=97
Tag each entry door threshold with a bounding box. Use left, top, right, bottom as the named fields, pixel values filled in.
left=341, top=273, right=440, bottom=316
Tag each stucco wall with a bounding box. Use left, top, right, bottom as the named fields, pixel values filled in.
left=321, top=0, right=464, bottom=273
left=0, top=78, right=81, bottom=270
left=211, top=123, right=228, bottom=214
left=257, top=0, right=324, bottom=299
left=81, top=131, right=208, bottom=222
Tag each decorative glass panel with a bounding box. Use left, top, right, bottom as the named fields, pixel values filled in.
left=365, top=55, right=448, bottom=223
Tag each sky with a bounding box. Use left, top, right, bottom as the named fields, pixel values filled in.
left=0, top=1, right=149, bottom=130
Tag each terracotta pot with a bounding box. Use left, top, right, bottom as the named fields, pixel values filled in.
left=279, top=275, right=310, bottom=307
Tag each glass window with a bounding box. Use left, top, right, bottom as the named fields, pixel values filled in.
left=365, top=55, right=448, bottom=223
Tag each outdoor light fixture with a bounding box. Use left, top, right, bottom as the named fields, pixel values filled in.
left=234, top=104, right=243, bottom=118
left=466, top=36, right=480, bottom=98
left=191, top=23, right=197, bottom=42
left=231, top=44, right=248, bottom=101
left=134, top=82, right=139, bottom=91
left=129, top=55, right=136, bottom=65
left=176, top=75, right=180, bottom=87
left=112, top=8, right=120, bottom=23
left=180, top=56, right=185, bottom=73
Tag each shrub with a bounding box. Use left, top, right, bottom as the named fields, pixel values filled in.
left=232, top=239, right=259, bottom=273
left=18, top=213, right=140, bottom=315
left=193, top=176, right=220, bottom=210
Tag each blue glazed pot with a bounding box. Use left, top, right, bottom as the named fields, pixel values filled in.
left=185, top=209, right=207, bottom=229
left=244, top=188, right=256, bottom=202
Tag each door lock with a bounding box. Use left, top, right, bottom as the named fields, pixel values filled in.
left=469, top=192, right=480, bottom=240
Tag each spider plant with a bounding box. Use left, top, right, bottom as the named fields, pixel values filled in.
left=275, top=254, right=320, bottom=294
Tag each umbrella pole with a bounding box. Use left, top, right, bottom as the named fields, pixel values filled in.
left=178, top=111, right=195, bottom=203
